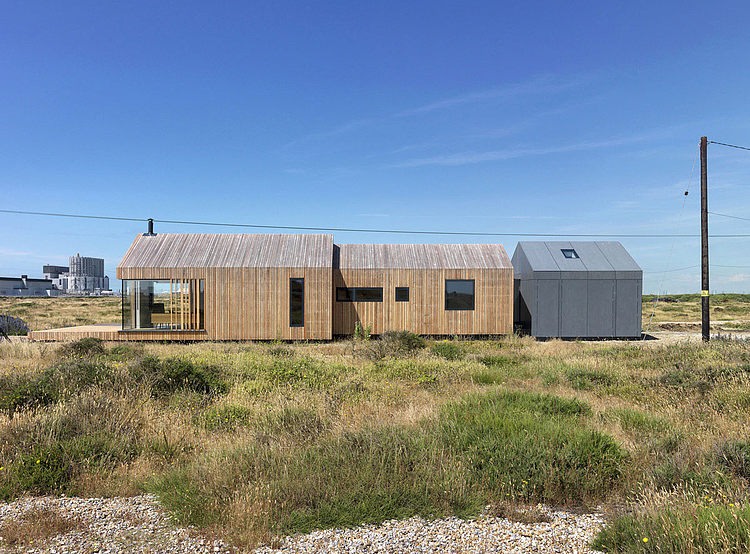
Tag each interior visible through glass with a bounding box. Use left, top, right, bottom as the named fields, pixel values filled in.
left=122, top=279, right=204, bottom=330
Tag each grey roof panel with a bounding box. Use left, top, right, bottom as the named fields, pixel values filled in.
left=513, top=241, right=641, bottom=278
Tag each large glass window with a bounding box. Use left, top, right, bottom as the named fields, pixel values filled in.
left=336, top=287, right=383, bottom=302
left=122, top=279, right=204, bottom=330
left=445, top=279, right=475, bottom=311
left=290, top=278, right=304, bottom=327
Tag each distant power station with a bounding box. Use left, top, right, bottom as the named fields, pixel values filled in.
left=45, top=254, right=110, bottom=294
left=0, top=254, right=111, bottom=297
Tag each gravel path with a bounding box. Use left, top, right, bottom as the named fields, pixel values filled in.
left=0, top=496, right=605, bottom=553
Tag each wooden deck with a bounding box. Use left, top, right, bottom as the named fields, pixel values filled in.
left=28, top=324, right=208, bottom=342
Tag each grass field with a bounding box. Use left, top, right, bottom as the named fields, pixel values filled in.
left=1, top=296, right=750, bottom=551
left=0, top=296, right=120, bottom=331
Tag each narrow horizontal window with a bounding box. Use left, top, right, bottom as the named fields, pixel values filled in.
left=561, top=248, right=579, bottom=259
left=395, top=287, right=409, bottom=302
left=336, top=287, right=383, bottom=302
left=445, top=279, right=474, bottom=311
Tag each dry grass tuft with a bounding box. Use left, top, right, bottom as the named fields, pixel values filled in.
left=0, top=506, right=85, bottom=546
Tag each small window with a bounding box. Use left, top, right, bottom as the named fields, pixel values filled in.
left=336, top=287, right=383, bottom=302
left=561, top=249, right=579, bottom=259
left=290, top=278, right=304, bottom=327
left=395, top=287, right=409, bottom=302
left=445, top=279, right=474, bottom=311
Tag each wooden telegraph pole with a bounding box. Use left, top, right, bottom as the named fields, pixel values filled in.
left=700, top=136, right=710, bottom=342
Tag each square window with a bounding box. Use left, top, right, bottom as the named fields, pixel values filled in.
left=561, top=249, right=579, bottom=259
left=445, top=279, right=474, bottom=311
left=395, top=287, right=409, bottom=302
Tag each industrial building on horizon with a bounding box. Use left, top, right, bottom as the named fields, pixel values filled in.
left=0, top=254, right=111, bottom=297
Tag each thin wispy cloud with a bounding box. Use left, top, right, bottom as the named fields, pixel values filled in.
left=286, top=74, right=584, bottom=149
left=395, top=75, right=583, bottom=117
left=392, top=132, right=674, bottom=168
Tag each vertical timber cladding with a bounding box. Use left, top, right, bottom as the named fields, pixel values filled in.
left=117, top=234, right=333, bottom=340
left=333, top=244, right=513, bottom=336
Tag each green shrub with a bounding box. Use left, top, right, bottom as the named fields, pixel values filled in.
left=260, top=406, right=327, bottom=439
left=363, top=331, right=426, bottom=360
left=438, top=391, right=623, bottom=504
left=431, top=341, right=464, bottom=361
left=566, top=367, right=617, bottom=390
left=136, top=356, right=228, bottom=397
left=199, top=404, right=253, bottom=432
left=716, top=440, right=750, bottom=480
left=58, top=337, right=106, bottom=358
left=0, top=359, right=110, bottom=415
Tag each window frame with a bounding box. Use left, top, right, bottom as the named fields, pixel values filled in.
left=561, top=248, right=579, bottom=259
left=289, top=277, right=304, bottom=327
left=445, top=279, right=475, bottom=311
left=395, top=287, right=409, bottom=302
left=335, top=287, right=384, bottom=302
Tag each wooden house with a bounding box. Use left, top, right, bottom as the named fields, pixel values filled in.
left=39, top=233, right=513, bottom=341
left=117, top=233, right=333, bottom=340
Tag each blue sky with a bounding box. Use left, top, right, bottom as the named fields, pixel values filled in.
left=2, top=1, right=750, bottom=294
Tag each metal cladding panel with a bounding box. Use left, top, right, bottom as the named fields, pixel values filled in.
left=545, top=242, right=588, bottom=280
left=560, top=280, right=588, bottom=337
left=534, top=280, right=560, bottom=337
left=571, top=242, right=616, bottom=279
left=587, top=279, right=616, bottom=336
left=616, top=279, right=642, bottom=337
left=515, top=242, right=560, bottom=277
left=511, top=246, right=534, bottom=279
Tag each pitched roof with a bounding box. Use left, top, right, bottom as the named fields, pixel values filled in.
left=118, top=234, right=334, bottom=268
left=335, top=243, right=512, bottom=269
left=512, top=241, right=641, bottom=279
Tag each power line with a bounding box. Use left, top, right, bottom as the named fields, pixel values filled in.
left=0, top=209, right=143, bottom=223
left=709, top=211, right=750, bottom=223
left=4, top=207, right=750, bottom=239
left=708, top=140, right=750, bottom=152
left=644, top=264, right=699, bottom=274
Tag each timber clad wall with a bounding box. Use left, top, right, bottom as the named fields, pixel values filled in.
left=334, top=244, right=513, bottom=336
left=333, top=268, right=512, bottom=335
left=116, top=234, right=333, bottom=340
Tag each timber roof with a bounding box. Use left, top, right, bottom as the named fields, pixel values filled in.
left=118, top=234, right=334, bottom=269
left=335, top=243, right=512, bottom=269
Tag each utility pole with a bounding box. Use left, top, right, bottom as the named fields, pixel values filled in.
left=700, top=136, right=710, bottom=342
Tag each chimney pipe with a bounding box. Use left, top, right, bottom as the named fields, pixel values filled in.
left=143, top=218, right=156, bottom=236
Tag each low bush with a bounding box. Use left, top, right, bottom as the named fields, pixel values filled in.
left=438, top=391, right=624, bottom=504
left=362, top=331, right=426, bottom=360
left=58, top=337, right=106, bottom=358
left=431, top=341, right=464, bottom=361
left=199, top=404, right=253, bottom=432
left=0, top=359, right=110, bottom=415
left=716, top=440, right=750, bottom=480
left=136, top=356, right=228, bottom=397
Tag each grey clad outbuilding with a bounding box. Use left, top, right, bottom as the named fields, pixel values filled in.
left=512, top=241, right=642, bottom=338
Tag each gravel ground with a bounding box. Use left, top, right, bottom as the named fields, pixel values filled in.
left=254, top=506, right=606, bottom=554
left=0, top=496, right=605, bottom=553
left=0, top=495, right=233, bottom=553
